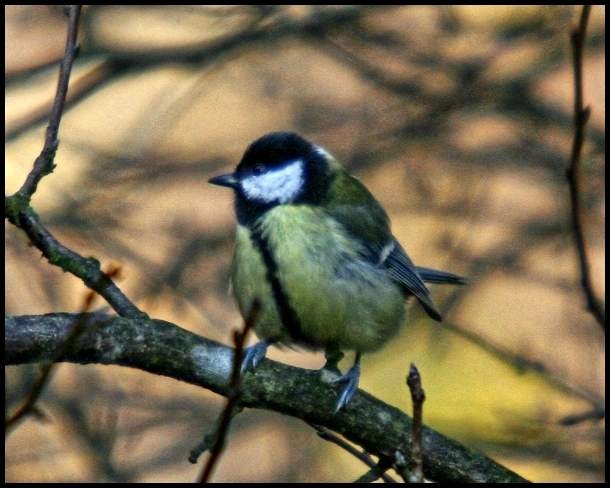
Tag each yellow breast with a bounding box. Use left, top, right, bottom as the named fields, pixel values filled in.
left=231, top=205, right=405, bottom=352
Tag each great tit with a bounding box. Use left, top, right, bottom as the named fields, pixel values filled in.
left=209, top=132, right=466, bottom=411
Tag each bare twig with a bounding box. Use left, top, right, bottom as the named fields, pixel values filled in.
left=5, top=200, right=144, bottom=318
left=189, top=406, right=243, bottom=464
left=566, top=5, right=604, bottom=329
left=353, top=457, right=396, bottom=483
left=17, top=5, right=82, bottom=200
left=308, top=422, right=398, bottom=483
left=406, top=364, right=426, bottom=483
left=5, top=265, right=119, bottom=435
left=199, top=300, right=260, bottom=482
left=5, top=5, right=142, bottom=319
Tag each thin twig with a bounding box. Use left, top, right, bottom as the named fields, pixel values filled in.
left=308, top=422, right=398, bottom=483
left=6, top=5, right=142, bottom=318
left=406, top=364, right=426, bottom=483
left=565, top=5, right=604, bottom=329
left=189, top=406, right=243, bottom=464
left=199, top=300, right=260, bottom=482
left=354, top=457, right=396, bottom=483
left=5, top=201, right=144, bottom=318
left=5, top=265, right=119, bottom=435
left=17, top=5, right=82, bottom=200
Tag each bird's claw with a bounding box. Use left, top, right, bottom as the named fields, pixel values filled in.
left=240, top=340, right=269, bottom=374
left=331, top=362, right=360, bottom=412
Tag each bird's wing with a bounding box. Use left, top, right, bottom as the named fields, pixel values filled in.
left=383, top=240, right=442, bottom=321
left=415, top=266, right=468, bottom=285
left=323, top=169, right=442, bottom=321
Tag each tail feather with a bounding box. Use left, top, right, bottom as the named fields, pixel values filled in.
left=415, top=266, right=468, bottom=285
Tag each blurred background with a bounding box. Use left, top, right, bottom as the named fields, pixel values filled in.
left=5, top=5, right=605, bottom=482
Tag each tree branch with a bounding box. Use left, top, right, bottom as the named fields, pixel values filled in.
left=6, top=313, right=529, bottom=483
left=4, top=199, right=144, bottom=318
left=565, top=5, right=605, bottom=329
left=17, top=5, right=82, bottom=200
left=5, top=5, right=142, bottom=320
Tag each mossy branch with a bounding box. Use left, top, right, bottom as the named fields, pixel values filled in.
left=6, top=312, right=528, bottom=483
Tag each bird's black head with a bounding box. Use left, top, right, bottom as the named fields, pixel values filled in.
left=209, top=132, right=333, bottom=225
left=237, top=132, right=314, bottom=174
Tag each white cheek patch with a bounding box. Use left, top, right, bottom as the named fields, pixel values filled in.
left=241, top=159, right=304, bottom=204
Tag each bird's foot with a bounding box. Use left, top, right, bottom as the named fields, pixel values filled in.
left=240, top=340, right=269, bottom=374
left=322, top=347, right=344, bottom=376
left=331, top=361, right=360, bottom=413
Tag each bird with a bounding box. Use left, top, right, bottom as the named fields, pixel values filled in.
left=209, top=131, right=466, bottom=412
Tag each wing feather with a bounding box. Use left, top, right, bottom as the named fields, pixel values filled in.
left=383, top=241, right=442, bottom=321
left=323, top=167, right=442, bottom=321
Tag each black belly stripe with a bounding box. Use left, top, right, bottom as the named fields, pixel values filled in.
left=249, top=227, right=307, bottom=344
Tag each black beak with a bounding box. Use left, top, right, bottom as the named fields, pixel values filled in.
left=208, top=173, right=239, bottom=189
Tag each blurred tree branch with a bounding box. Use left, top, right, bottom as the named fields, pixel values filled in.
left=6, top=59, right=124, bottom=142
left=6, top=5, right=398, bottom=141
left=5, top=313, right=528, bottom=483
